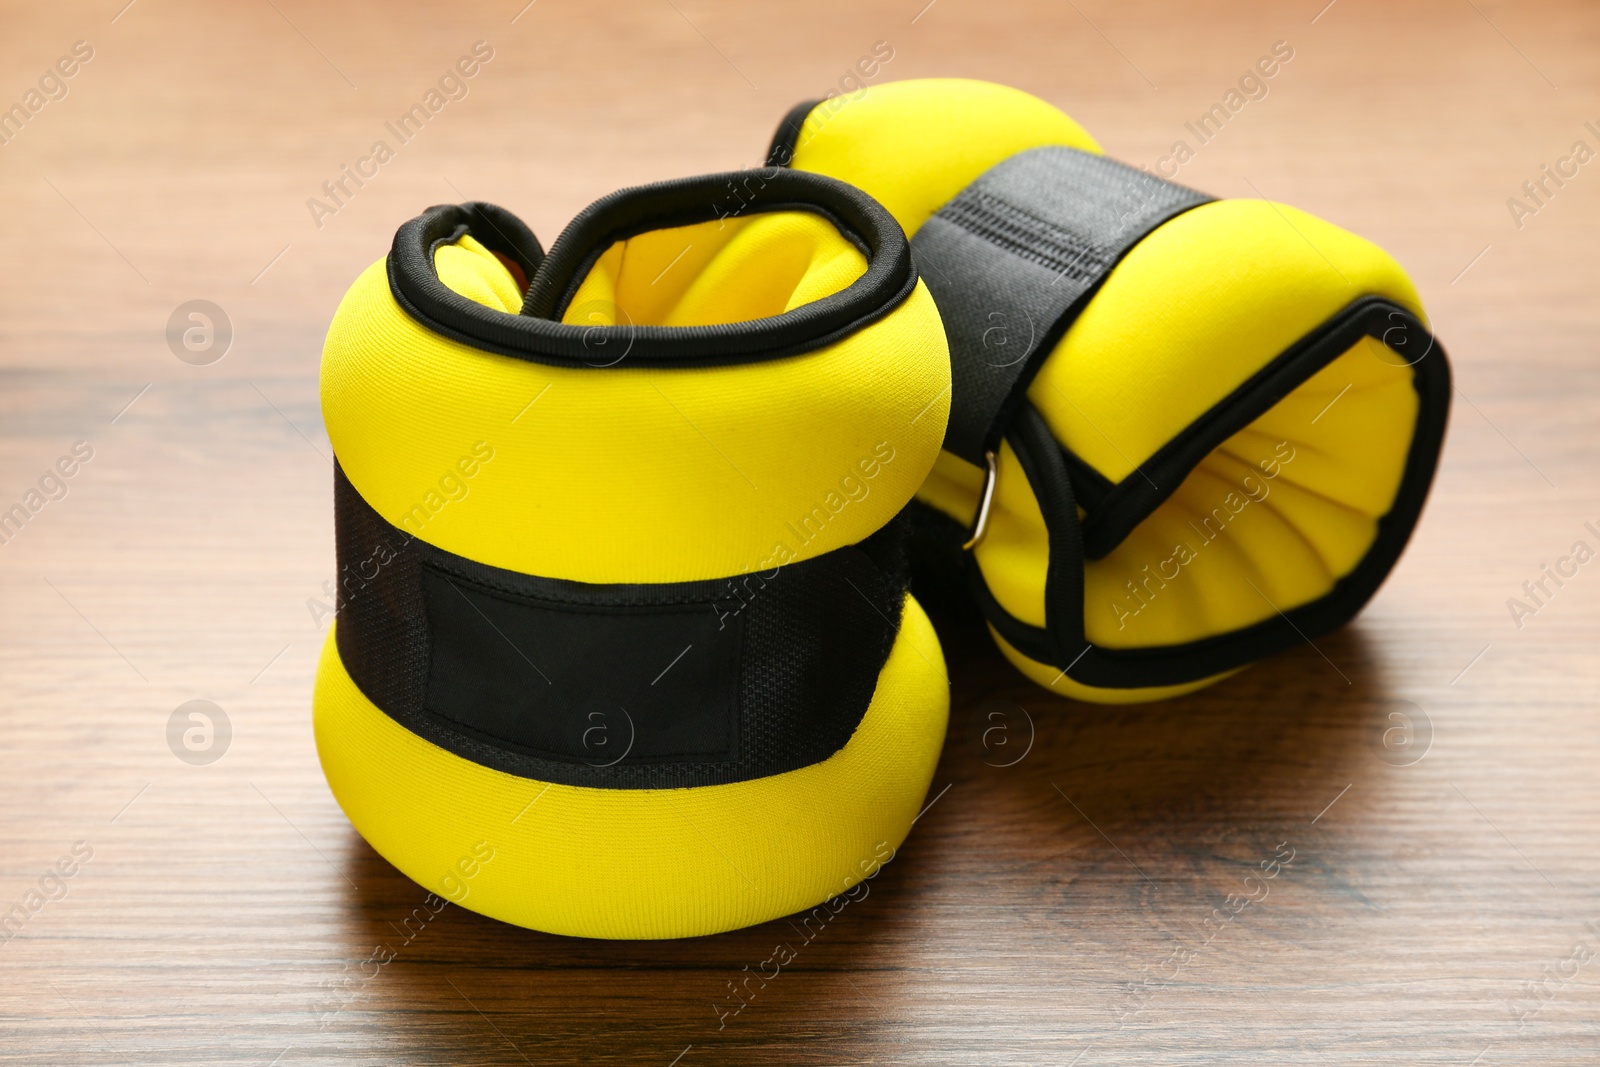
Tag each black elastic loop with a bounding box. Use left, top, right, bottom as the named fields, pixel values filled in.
left=1006, top=403, right=1087, bottom=665
left=386, top=170, right=918, bottom=370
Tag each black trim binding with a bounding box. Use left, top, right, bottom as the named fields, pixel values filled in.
left=1005, top=403, right=1088, bottom=668
left=1061, top=449, right=1113, bottom=514
left=386, top=169, right=918, bottom=369
left=971, top=297, right=1451, bottom=690
left=331, top=464, right=912, bottom=789
left=766, top=98, right=823, bottom=167
left=1075, top=298, right=1435, bottom=560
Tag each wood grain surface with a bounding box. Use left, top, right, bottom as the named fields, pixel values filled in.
left=2, top=0, right=1598, bottom=1063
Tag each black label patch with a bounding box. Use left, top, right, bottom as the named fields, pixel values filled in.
left=419, top=566, right=741, bottom=765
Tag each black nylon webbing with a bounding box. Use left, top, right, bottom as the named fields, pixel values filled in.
left=331, top=464, right=910, bottom=789
left=910, top=146, right=1212, bottom=465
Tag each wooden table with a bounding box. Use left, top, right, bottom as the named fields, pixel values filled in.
left=2, top=0, right=1596, bottom=1062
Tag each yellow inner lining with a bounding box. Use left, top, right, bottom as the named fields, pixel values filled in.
left=559, top=212, right=868, bottom=327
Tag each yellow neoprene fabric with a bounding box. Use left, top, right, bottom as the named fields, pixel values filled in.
left=320, top=216, right=951, bottom=585
left=314, top=597, right=947, bottom=939
left=785, top=78, right=1427, bottom=701
left=788, top=78, right=1102, bottom=236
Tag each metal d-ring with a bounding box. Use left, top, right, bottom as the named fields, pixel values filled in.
left=961, top=450, right=999, bottom=551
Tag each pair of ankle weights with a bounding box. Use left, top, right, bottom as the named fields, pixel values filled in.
left=313, top=79, right=1449, bottom=939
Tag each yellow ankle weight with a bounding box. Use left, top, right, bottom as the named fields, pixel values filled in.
left=314, top=170, right=952, bottom=938
left=769, top=78, right=1450, bottom=703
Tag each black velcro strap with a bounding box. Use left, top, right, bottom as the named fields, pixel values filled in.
left=910, top=146, right=1212, bottom=465
left=331, top=464, right=910, bottom=790
left=387, top=170, right=919, bottom=371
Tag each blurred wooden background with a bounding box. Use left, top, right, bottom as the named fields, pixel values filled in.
left=1, top=0, right=1597, bottom=1063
